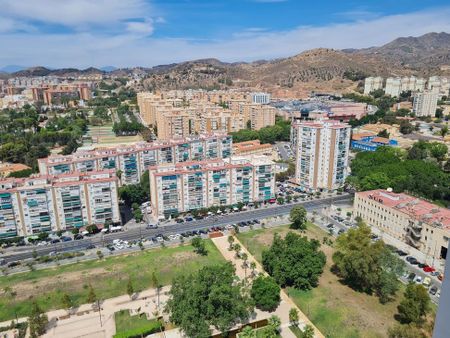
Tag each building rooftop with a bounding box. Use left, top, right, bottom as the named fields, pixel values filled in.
left=357, top=189, right=450, bottom=229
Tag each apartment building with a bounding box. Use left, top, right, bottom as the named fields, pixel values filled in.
left=428, top=76, right=450, bottom=96
left=137, top=91, right=277, bottom=139
left=363, top=77, right=384, bottom=95
left=385, top=78, right=402, bottom=97
left=413, top=91, right=439, bottom=117
left=38, top=134, right=233, bottom=185
left=0, top=171, right=120, bottom=238
left=149, top=156, right=275, bottom=219
left=31, top=83, right=92, bottom=105
left=292, top=120, right=351, bottom=192
left=354, top=189, right=450, bottom=262
left=251, top=92, right=271, bottom=104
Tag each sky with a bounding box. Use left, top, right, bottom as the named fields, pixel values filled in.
left=1, top=0, right=450, bottom=69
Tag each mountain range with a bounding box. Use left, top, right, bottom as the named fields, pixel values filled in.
left=2, top=32, right=450, bottom=95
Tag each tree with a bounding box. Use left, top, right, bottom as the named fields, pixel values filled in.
left=276, top=197, right=285, bottom=205
left=377, top=129, right=390, bottom=138
left=250, top=276, right=281, bottom=311
left=250, top=261, right=257, bottom=278
left=233, top=243, right=241, bottom=257
left=441, top=125, right=449, bottom=138
left=87, top=285, right=97, bottom=303
left=264, top=315, right=281, bottom=337
left=191, top=237, right=208, bottom=256
left=96, top=250, right=104, bottom=260
left=397, top=283, right=430, bottom=324
left=227, top=235, right=235, bottom=250
left=399, top=120, right=414, bottom=134
left=152, top=271, right=162, bottom=309
left=61, top=293, right=72, bottom=311
left=289, top=308, right=299, bottom=325
left=166, top=263, right=253, bottom=338
left=262, top=232, right=326, bottom=290
left=332, top=223, right=405, bottom=302
left=37, top=232, right=49, bottom=241
left=290, top=205, right=308, bottom=230
left=240, top=325, right=256, bottom=338
left=388, top=324, right=426, bottom=338
left=435, top=108, right=444, bottom=119
left=127, top=278, right=134, bottom=298
left=301, top=324, right=315, bottom=338
left=86, top=224, right=99, bottom=234
left=28, top=301, right=48, bottom=338
left=429, top=142, right=448, bottom=161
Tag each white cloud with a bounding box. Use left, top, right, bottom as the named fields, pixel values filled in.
left=0, top=0, right=150, bottom=27
left=0, top=7, right=450, bottom=68
left=126, top=20, right=154, bottom=36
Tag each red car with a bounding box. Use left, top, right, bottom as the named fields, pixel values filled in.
left=423, top=265, right=436, bottom=273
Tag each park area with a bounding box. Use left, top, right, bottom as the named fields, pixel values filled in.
left=237, top=224, right=402, bottom=338
left=0, top=240, right=224, bottom=322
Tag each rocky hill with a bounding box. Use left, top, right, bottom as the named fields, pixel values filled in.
left=4, top=32, right=450, bottom=96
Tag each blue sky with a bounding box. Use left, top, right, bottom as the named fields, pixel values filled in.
left=0, top=0, right=450, bottom=68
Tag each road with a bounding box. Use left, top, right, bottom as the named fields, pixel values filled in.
left=275, top=142, right=292, bottom=161
left=2, top=194, right=351, bottom=263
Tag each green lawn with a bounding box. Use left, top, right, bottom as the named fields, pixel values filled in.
left=237, top=224, right=401, bottom=338
left=0, top=240, right=224, bottom=321
left=289, top=325, right=303, bottom=338
left=114, top=310, right=162, bottom=335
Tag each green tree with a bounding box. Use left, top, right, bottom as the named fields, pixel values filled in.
left=28, top=301, right=48, bottom=338
left=61, top=293, right=72, bottom=311
left=440, top=125, right=448, bottom=138
left=127, top=278, right=134, bottom=298
left=191, top=237, right=208, bottom=256
left=360, top=172, right=392, bottom=191
left=264, top=315, right=281, bottom=337
left=332, top=223, right=405, bottom=302
left=289, top=308, right=299, bottom=326
left=166, top=263, right=253, bottom=338
left=152, top=271, right=162, bottom=309
left=240, top=325, right=256, bottom=338
left=227, top=235, right=235, bottom=250
left=301, top=324, right=315, bottom=338
left=290, top=205, right=308, bottom=230
left=399, top=120, right=414, bottom=134
left=87, top=285, right=97, bottom=303
left=250, top=276, right=281, bottom=311
left=429, top=142, right=448, bottom=161
left=397, top=283, right=430, bottom=324
left=262, top=232, right=326, bottom=290
left=377, top=129, right=390, bottom=138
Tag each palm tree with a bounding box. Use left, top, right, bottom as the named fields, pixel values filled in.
left=250, top=261, right=257, bottom=278
left=227, top=235, right=235, bottom=250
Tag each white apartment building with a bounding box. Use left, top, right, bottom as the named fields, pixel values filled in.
left=148, top=155, right=276, bottom=219
left=38, top=134, right=233, bottom=185
left=363, top=77, right=384, bottom=95
left=428, top=76, right=450, bottom=97
left=251, top=92, right=271, bottom=105
left=0, top=171, right=120, bottom=238
left=292, top=120, right=351, bottom=192
left=413, top=91, right=439, bottom=117
left=385, top=77, right=402, bottom=97
left=354, top=189, right=450, bottom=263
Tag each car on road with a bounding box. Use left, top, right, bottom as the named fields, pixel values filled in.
left=175, top=218, right=184, bottom=223
left=429, top=286, right=438, bottom=295
left=422, top=277, right=432, bottom=288
left=74, top=234, right=84, bottom=240
left=146, top=224, right=158, bottom=229
left=423, top=265, right=436, bottom=273
left=61, top=236, right=72, bottom=242
left=396, top=250, right=408, bottom=256
left=185, top=216, right=193, bottom=222
left=51, top=239, right=61, bottom=244
left=7, top=261, right=20, bottom=268
left=86, top=244, right=96, bottom=250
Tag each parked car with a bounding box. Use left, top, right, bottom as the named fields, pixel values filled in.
left=86, top=244, right=96, bottom=249
left=61, top=236, right=72, bottom=242
left=429, top=286, right=438, bottom=295
left=422, top=277, right=432, bottom=287
left=418, top=263, right=427, bottom=269
left=396, top=250, right=408, bottom=256
left=74, top=234, right=84, bottom=240
left=414, top=276, right=423, bottom=284
left=423, top=265, right=436, bottom=273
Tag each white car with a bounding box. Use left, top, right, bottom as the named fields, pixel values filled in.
left=414, top=276, right=423, bottom=284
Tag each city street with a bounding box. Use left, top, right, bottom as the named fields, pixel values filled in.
left=1, top=194, right=352, bottom=263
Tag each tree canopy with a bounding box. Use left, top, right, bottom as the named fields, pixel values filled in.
left=289, top=205, right=308, bottom=230
left=250, top=276, right=281, bottom=312
left=332, top=223, right=405, bottom=303
left=397, top=283, right=431, bottom=324
left=348, top=146, right=450, bottom=206
left=166, top=263, right=253, bottom=338
left=230, top=117, right=290, bottom=144
left=262, top=232, right=326, bottom=290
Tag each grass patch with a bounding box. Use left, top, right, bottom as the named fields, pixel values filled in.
left=0, top=240, right=224, bottom=321
left=289, top=325, right=304, bottom=338
left=237, top=223, right=400, bottom=338
left=114, top=310, right=162, bottom=337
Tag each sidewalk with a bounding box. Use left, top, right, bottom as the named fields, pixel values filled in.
left=211, top=235, right=324, bottom=338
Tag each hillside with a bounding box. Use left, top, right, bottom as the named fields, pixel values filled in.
left=4, top=32, right=450, bottom=96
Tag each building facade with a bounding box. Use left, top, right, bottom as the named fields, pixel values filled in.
left=354, top=189, right=450, bottom=263
left=38, top=134, right=233, bottom=185
left=413, top=91, right=439, bottom=117
left=149, top=156, right=276, bottom=219
left=363, top=77, right=384, bottom=95
left=292, top=120, right=351, bottom=192
left=0, top=171, right=120, bottom=238
left=351, top=133, right=398, bottom=151
left=251, top=92, right=271, bottom=105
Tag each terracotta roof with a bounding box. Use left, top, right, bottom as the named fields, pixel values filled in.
left=357, top=190, right=450, bottom=229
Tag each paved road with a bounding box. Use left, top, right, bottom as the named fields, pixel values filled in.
left=2, top=194, right=351, bottom=263
left=275, top=142, right=292, bottom=161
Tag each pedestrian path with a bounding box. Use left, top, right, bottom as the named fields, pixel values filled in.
left=211, top=235, right=324, bottom=338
